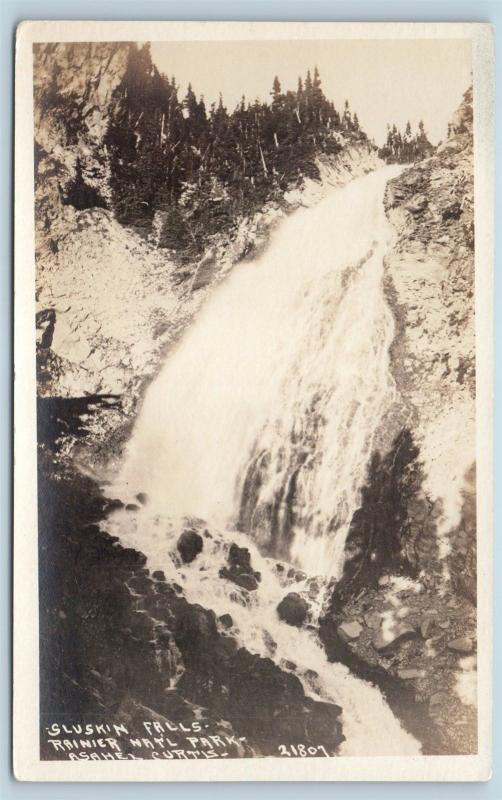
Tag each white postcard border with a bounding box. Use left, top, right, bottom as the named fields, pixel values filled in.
left=14, top=20, right=494, bottom=782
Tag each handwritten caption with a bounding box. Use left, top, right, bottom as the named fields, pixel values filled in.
left=41, top=720, right=331, bottom=761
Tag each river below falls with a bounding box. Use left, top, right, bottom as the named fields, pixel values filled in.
left=104, top=165, right=422, bottom=756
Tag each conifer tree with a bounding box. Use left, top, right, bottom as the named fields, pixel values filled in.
left=104, top=46, right=371, bottom=254
left=343, top=100, right=352, bottom=130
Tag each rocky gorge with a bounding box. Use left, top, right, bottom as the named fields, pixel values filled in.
left=35, top=42, right=477, bottom=761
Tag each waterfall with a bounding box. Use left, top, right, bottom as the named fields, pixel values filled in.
left=114, top=165, right=400, bottom=578
left=106, top=164, right=420, bottom=756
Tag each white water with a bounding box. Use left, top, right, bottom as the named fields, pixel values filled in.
left=106, top=165, right=421, bottom=756
left=115, top=166, right=399, bottom=578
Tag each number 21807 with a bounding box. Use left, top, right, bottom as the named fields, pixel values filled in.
left=278, top=744, right=330, bottom=758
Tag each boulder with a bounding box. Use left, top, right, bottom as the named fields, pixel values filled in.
left=218, top=613, right=233, bottom=630
left=228, top=543, right=253, bottom=572
left=447, top=637, right=474, bottom=654
left=337, top=621, right=363, bottom=643
left=136, top=492, right=148, bottom=505
left=277, top=592, right=309, bottom=627
left=219, top=543, right=261, bottom=591
left=152, top=570, right=166, bottom=581
left=397, top=668, right=426, bottom=680
left=224, top=572, right=259, bottom=592
left=373, top=623, right=418, bottom=654
left=177, top=529, right=204, bottom=563
left=419, top=617, right=435, bottom=639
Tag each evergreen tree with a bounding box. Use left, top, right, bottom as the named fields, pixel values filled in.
left=105, top=47, right=371, bottom=255
left=271, top=76, right=282, bottom=108
left=312, top=67, right=323, bottom=115
left=343, top=100, right=352, bottom=130
left=378, top=119, right=433, bottom=165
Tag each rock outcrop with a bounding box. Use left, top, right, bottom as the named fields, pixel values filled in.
left=177, top=530, right=204, bottom=564
left=38, top=454, right=344, bottom=759
left=219, top=543, right=261, bottom=592
left=34, top=43, right=130, bottom=254
left=320, top=88, right=477, bottom=756
left=277, top=593, right=310, bottom=628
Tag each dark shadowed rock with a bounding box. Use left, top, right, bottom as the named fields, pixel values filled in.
left=227, top=572, right=259, bottom=591
left=277, top=592, right=309, bottom=627
left=136, top=492, right=148, bottom=505
left=177, top=529, right=204, bottom=563
left=442, top=201, right=462, bottom=221
left=127, top=574, right=153, bottom=594
left=219, top=543, right=261, bottom=591
left=104, top=498, right=125, bottom=513
left=219, top=613, right=233, bottom=629
left=152, top=570, right=166, bottom=581
left=228, top=543, right=253, bottom=572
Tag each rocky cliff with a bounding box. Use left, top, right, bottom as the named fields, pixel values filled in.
left=320, top=88, right=477, bottom=755
left=34, top=43, right=381, bottom=465
left=34, top=43, right=130, bottom=252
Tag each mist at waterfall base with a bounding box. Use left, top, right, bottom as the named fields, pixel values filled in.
left=105, top=166, right=421, bottom=756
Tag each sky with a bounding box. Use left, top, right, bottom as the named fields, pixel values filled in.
left=151, top=38, right=472, bottom=146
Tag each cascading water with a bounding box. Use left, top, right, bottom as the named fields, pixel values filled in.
left=106, top=164, right=421, bottom=756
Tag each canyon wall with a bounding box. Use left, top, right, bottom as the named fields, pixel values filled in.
left=320, top=88, right=477, bottom=755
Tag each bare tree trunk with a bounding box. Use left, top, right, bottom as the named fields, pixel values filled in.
left=259, top=143, right=268, bottom=176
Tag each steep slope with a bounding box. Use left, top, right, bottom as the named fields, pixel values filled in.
left=34, top=43, right=130, bottom=250
left=320, top=88, right=477, bottom=755
left=384, top=86, right=475, bottom=553
left=34, top=43, right=381, bottom=461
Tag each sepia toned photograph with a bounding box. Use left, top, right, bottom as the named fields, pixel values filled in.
left=14, top=21, right=493, bottom=781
